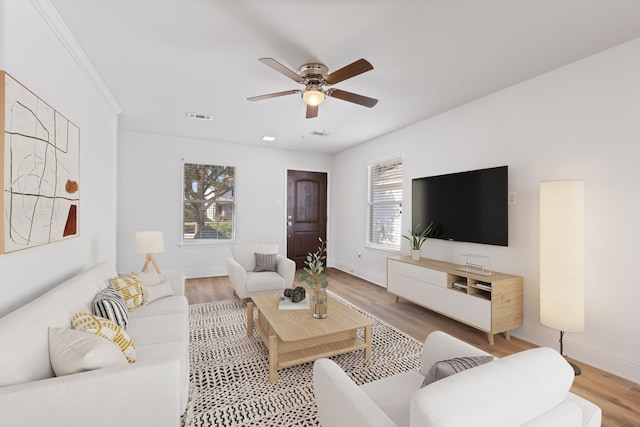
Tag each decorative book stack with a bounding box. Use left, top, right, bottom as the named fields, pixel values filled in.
left=278, top=297, right=310, bottom=310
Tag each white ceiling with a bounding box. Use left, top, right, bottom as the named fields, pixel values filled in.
left=50, top=0, right=640, bottom=154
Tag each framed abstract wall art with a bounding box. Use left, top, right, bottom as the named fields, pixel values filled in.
left=1, top=71, right=80, bottom=254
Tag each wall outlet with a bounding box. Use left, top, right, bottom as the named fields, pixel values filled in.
left=508, top=193, right=517, bottom=205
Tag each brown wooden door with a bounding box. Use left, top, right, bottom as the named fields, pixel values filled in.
left=287, top=170, right=327, bottom=269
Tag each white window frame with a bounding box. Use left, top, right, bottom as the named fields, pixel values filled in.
left=366, top=154, right=403, bottom=252
left=182, top=161, right=236, bottom=245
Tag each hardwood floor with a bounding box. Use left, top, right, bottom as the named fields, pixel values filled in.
left=186, top=268, right=640, bottom=427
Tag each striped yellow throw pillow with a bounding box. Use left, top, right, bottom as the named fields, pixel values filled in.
left=72, top=312, right=136, bottom=363
left=110, top=273, right=144, bottom=311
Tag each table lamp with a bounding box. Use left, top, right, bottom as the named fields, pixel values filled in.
left=134, top=231, right=165, bottom=273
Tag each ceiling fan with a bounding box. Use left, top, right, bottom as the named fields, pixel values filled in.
left=248, top=58, right=378, bottom=119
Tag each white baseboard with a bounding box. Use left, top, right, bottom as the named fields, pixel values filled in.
left=332, top=262, right=387, bottom=288
left=513, top=324, right=639, bottom=383
left=165, top=266, right=228, bottom=279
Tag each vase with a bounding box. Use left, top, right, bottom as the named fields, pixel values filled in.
left=411, top=249, right=421, bottom=261
left=312, top=287, right=328, bottom=319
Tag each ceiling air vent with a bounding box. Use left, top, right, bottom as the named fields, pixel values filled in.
left=310, top=130, right=329, bottom=136
left=186, top=112, right=213, bottom=121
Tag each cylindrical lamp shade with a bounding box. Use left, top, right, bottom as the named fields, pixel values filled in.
left=134, top=231, right=165, bottom=254
left=540, top=180, right=584, bottom=332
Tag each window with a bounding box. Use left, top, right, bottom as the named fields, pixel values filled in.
left=367, top=156, right=403, bottom=250
left=183, top=163, right=235, bottom=241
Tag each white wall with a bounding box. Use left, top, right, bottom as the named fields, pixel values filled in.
left=117, top=131, right=333, bottom=277
left=331, top=38, right=640, bottom=382
left=0, top=0, right=119, bottom=316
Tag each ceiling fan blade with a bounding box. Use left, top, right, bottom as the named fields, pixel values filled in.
left=258, top=58, right=306, bottom=84
left=323, top=58, right=373, bottom=85
left=306, top=104, right=318, bottom=119
left=247, top=89, right=300, bottom=101
left=326, top=89, right=378, bottom=108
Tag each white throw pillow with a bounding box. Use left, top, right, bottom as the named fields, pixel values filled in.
left=141, top=280, right=174, bottom=304
left=136, top=271, right=161, bottom=285
left=48, top=327, right=127, bottom=376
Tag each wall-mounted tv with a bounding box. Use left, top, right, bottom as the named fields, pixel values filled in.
left=412, top=166, right=508, bottom=246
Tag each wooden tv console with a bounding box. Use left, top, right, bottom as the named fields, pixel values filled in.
left=387, top=256, right=523, bottom=344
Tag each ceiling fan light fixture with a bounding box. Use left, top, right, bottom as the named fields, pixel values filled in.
left=251, top=58, right=377, bottom=118
left=302, top=88, right=325, bottom=106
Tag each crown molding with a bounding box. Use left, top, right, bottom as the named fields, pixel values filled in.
left=30, top=0, right=122, bottom=114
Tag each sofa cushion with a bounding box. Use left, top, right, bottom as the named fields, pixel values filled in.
left=521, top=401, right=583, bottom=426
left=254, top=252, right=277, bottom=272
left=72, top=312, right=136, bottom=363
left=48, top=327, right=127, bottom=376
left=246, top=271, right=286, bottom=293
left=110, top=273, right=144, bottom=311
left=136, top=270, right=161, bottom=285
left=141, top=280, right=174, bottom=305
left=126, top=314, right=187, bottom=347
left=421, top=355, right=494, bottom=386
left=129, top=295, right=188, bottom=318
left=92, top=288, right=129, bottom=329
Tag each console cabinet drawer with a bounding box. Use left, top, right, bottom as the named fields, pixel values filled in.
left=388, top=260, right=446, bottom=287
left=446, top=289, right=491, bottom=331
left=387, top=271, right=412, bottom=299
left=413, top=281, right=446, bottom=313
left=388, top=260, right=447, bottom=313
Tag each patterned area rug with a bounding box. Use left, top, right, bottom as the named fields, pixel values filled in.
left=182, top=294, right=422, bottom=427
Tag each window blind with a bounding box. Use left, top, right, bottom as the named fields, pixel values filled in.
left=368, top=157, right=402, bottom=249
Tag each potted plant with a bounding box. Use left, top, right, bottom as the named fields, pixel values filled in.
left=296, top=238, right=328, bottom=319
left=403, top=222, right=433, bottom=260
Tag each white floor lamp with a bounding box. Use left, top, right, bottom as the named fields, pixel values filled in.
left=134, top=231, right=165, bottom=274
left=539, top=180, right=584, bottom=376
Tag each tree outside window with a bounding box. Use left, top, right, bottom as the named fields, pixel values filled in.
left=183, top=163, right=235, bottom=240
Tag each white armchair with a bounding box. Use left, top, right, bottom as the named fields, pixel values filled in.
left=226, top=244, right=296, bottom=306
left=313, top=331, right=602, bottom=427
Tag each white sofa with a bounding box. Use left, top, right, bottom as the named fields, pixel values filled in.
left=0, top=261, right=189, bottom=427
left=226, top=244, right=296, bottom=306
left=314, top=331, right=602, bottom=427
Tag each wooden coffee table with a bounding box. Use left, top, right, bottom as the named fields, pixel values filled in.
left=247, top=292, right=373, bottom=383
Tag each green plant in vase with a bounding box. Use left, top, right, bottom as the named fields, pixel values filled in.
left=402, top=222, right=433, bottom=260
left=296, top=238, right=328, bottom=319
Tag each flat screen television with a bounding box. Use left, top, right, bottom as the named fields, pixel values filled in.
left=411, top=166, right=508, bottom=246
